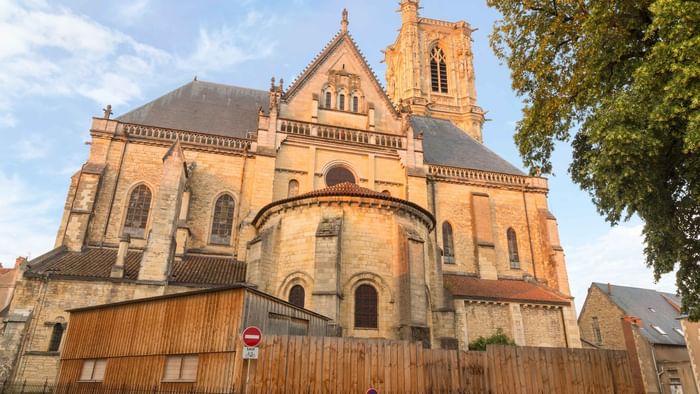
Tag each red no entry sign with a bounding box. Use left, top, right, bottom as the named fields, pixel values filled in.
left=242, top=326, right=262, bottom=347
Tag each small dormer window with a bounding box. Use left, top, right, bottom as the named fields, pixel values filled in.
left=648, top=307, right=656, bottom=313
left=673, top=327, right=683, bottom=336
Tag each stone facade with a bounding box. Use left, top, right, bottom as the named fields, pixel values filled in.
left=1, top=0, right=581, bottom=384
left=681, top=319, right=700, bottom=393
left=579, top=284, right=698, bottom=394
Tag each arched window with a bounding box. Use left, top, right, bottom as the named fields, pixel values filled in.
left=287, top=179, right=299, bottom=197
left=325, top=166, right=355, bottom=187
left=289, top=285, right=305, bottom=308
left=210, top=194, right=235, bottom=245
left=430, top=46, right=448, bottom=94
left=355, top=284, right=378, bottom=329
left=48, top=323, right=64, bottom=352
left=352, top=96, right=359, bottom=113
left=442, top=221, right=455, bottom=264
left=325, top=91, right=332, bottom=108
left=338, top=93, right=346, bottom=111
left=507, top=227, right=520, bottom=268
left=123, top=184, right=152, bottom=238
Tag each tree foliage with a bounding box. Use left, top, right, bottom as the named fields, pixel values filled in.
left=468, top=328, right=516, bottom=351
left=487, top=0, right=700, bottom=320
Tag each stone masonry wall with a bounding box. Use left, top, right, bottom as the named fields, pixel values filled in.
left=577, top=285, right=626, bottom=350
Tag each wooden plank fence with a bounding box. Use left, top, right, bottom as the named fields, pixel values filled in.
left=243, top=336, right=638, bottom=394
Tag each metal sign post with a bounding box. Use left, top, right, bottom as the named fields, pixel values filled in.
left=241, top=326, right=262, bottom=394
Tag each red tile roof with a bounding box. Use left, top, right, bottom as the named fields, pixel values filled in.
left=444, top=274, right=570, bottom=305
left=26, top=247, right=246, bottom=286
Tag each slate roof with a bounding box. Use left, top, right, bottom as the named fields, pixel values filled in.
left=413, top=116, right=525, bottom=176
left=25, top=247, right=246, bottom=286
left=116, top=80, right=269, bottom=139
left=444, top=274, right=570, bottom=305
left=592, top=282, right=685, bottom=346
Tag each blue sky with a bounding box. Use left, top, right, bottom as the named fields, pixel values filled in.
left=0, top=0, right=677, bottom=311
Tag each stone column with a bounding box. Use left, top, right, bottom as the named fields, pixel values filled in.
left=110, top=234, right=130, bottom=278
left=138, top=141, right=188, bottom=282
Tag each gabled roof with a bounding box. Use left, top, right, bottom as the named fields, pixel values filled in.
left=117, top=80, right=268, bottom=139
left=444, top=274, right=570, bottom=305
left=414, top=116, right=525, bottom=176
left=284, top=30, right=398, bottom=118
left=592, top=282, right=685, bottom=346
left=25, top=247, right=246, bottom=286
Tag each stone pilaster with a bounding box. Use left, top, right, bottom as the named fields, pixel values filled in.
left=110, top=235, right=130, bottom=278
left=509, top=303, right=526, bottom=345
left=138, top=141, right=188, bottom=282
left=471, top=193, right=498, bottom=280
left=312, top=217, right=342, bottom=323
left=60, top=163, right=105, bottom=252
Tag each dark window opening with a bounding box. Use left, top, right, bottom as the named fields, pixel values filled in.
left=507, top=227, right=520, bottom=268
left=430, top=46, right=448, bottom=94
left=354, top=284, right=378, bottom=329
left=123, top=184, right=151, bottom=238
left=325, top=92, right=332, bottom=108
left=338, top=94, right=345, bottom=111
left=48, top=323, right=64, bottom=352
left=210, top=194, right=235, bottom=245
left=289, top=285, right=305, bottom=308
left=352, top=96, right=359, bottom=113
left=592, top=317, right=603, bottom=344
left=325, top=166, right=355, bottom=187
left=442, top=221, right=455, bottom=264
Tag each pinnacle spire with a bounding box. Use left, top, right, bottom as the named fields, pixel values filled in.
left=341, top=8, right=349, bottom=33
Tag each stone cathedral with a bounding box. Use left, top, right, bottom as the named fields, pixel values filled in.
left=0, top=1, right=581, bottom=384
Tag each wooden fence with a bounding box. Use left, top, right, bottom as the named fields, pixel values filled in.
left=243, top=336, right=638, bottom=394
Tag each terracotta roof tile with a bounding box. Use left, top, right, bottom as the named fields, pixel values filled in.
left=444, top=274, right=570, bottom=305
left=253, top=182, right=435, bottom=227
left=170, top=255, right=246, bottom=285
left=26, top=247, right=245, bottom=286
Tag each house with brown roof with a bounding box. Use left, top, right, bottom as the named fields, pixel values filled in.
left=578, top=283, right=698, bottom=393
left=1, top=0, right=581, bottom=384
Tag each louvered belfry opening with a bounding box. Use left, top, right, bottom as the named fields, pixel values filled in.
left=430, top=46, right=448, bottom=94
left=354, top=284, right=378, bottom=329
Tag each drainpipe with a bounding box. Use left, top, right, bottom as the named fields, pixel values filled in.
left=651, top=343, right=664, bottom=394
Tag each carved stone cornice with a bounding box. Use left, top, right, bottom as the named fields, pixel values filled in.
left=428, top=164, right=548, bottom=192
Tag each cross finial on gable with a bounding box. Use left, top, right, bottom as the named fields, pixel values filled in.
left=341, top=8, right=349, bottom=33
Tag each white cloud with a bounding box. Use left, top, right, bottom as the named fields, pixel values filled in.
left=0, top=0, right=170, bottom=122
left=566, top=224, right=678, bottom=314
left=12, top=135, right=50, bottom=160
left=117, top=0, right=150, bottom=20
left=0, top=170, right=58, bottom=265
left=178, top=11, right=277, bottom=74
left=0, top=1, right=279, bottom=125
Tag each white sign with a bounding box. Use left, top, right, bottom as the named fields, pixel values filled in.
left=243, top=346, right=259, bottom=360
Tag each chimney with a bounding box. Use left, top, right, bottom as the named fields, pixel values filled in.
left=111, top=234, right=130, bottom=278
left=15, top=256, right=28, bottom=271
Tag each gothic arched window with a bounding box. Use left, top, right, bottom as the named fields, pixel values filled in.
left=48, top=323, right=64, bottom=352
left=210, top=194, right=235, bottom=245
left=507, top=227, right=520, bottom=268
left=325, top=91, right=332, bottom=108
left=289, top=285, right=305, bottom=308
left=354, top=284, right=378, bottom=329
left=352, top=96, right=359, bottom=113
left=288, top=179, right=299, bottom=197
left=338, top=93, right=346, bottom=111
left=123, top=184, right=152, bottom=238
left=442, top=221, right=455, bottom=264
left=430, top=46, right=448, bottom=94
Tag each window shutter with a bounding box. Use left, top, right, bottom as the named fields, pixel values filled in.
left=92, top=359, right=107, bottom=381
left=163, top=356, right=182, bottom=380
left=180, top=355, right=198, bottom=381
left=80, top=360, right=95, bottom=381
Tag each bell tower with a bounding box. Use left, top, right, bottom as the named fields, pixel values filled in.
left=385, top=0, right=486, bottom=142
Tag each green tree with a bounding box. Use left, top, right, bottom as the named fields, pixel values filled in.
left=487, top=0, right=700, bottom=320
left=468, top=328, right=516, bottom=351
